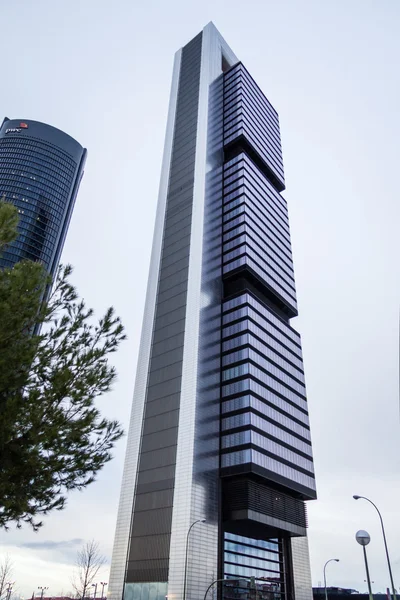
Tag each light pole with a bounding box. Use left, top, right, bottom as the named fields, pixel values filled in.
left=100, top=582, right=107, bottom=599
left=203, top=579, right=225, bottom=600
left=356, top=530, right=373, bottom=600
left=183, top=518, right=206, bottom=600
left=91, top=583, right=98, bottom=599
left=323, top=559, right=339, bottom=600
left=37, top=587, right=48, bottom=600
left=354, top=495, right=396, bottom=600
left=6, top=582, right=15, bottom=600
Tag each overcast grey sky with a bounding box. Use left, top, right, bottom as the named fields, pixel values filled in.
left=1, top=0, right=399, bottom=596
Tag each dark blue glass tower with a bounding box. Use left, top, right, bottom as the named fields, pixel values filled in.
left=110, top=23, right=316, bottom=600
left=0, top=118, right=86, bottom=274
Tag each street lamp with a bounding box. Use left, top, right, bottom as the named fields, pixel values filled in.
left=353, top=495, right=396, bottom=600
left=203, top=579, right=226, bottom=600
left=323, top=559, right=339, bottom=600
left=183, top=518, right=206, bottom=600
left=356, top=530, right=373, bottom=600
left=91, top=583, right=98, bottom=599
left=100, top=582, right=107, bottom=599
left=37, top=587, right=48, bottom=600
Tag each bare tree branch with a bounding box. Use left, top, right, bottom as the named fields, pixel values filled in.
left=0, top=556, right=14, bottom=600
left=72, top=540, right=106, bottom=600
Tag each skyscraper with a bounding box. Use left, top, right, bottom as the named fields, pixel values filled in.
left=110, top=23, right=316, bottom=600
left=0, top=118, right=86, bottom=274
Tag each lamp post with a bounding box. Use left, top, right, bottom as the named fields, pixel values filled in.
left=6, top=582, right=15, bottom=600
left=356, top=530, right=373, bottom=600
left=353, top=495, right=396, bottom=600
left=91, top=583, right=98, bottom=599
left=38, top=587, right=48, bottom=600
left=323, top=559, right=339, bottom=600
left=183, top=518, right=206, bottom=600
left=100, top=582, right=107, bottom=599
left=203, top=579, right=226, bottom=600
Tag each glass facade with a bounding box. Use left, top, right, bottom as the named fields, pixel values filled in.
left=223, top=533, right=285, bottom=600
left=0, top=118, right=86, bottom=276
left=109, top=23, right=316, bottom=600
left=124, top=582, right=167, bottom=600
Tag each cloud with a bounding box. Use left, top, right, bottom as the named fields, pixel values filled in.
left=19, top=539, right=84, bottom=551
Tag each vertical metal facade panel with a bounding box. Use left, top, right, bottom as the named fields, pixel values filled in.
left=126, top=32, right=203, bottom=584
left=291, top=537, right=313, bottom=600
left=168, top=24, right=239, bottom=600
left=108, top=50, right=182, bottom=600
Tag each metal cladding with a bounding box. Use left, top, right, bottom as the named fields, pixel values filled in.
left=109, top=22, right=316, bottom=600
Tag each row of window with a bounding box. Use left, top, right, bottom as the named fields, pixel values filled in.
left=224, top=111, right=284, bottom=175
left=225, top=532, right=279, bottom=551
left=225, top=553, right=281, bottom=573
left=223, top=232, right=294, bottom=281
left=0, top=153, right=76, bottom=182
left=223, top=189, right=291, bottom=251
left=224, top=68, right=281, bottom=137
left=2, top=246, right=52, bottom=266
left=1, top=190, right=71, bottom=213
left=223, top=222, right=293, bottom=281
left=223, top=256, right=297, bottom=310
left=223, top=294, right=300, bottom=343
left=223, top=213, right=293, bottom=268
left=224, top=563, right=282, bottom=582
left=4, top=194, right=68, bottom=218
left=0, top=137, right=76, bottom=168
left=222, top=379, right=309, bottom=425
left=11, top=217, right=61, bottom=242
left=0, top=149, right=76, bottom=179
left=0, top=172, right=72, bottom=197
left=222, top=319, right=302, bottom=366
left=224, top=160, right=288, bottom=227
left=0, top=148, right=76, bottom=181
left=221, top=449, right=316, bottom=490
left=1, top=197, right=65, bottom=235
left=0, top=181, right=70, bottom=204
left=223, top=85, right=282, bottom=151
left=221, top=395, right=311, bottom=441
left=224, top=64, right=280, bottom=122
left=223, top=245, right=296, bottom=297
left=223, top=167, right=288, bottom=229
left=223, top=363, right=306, bottom=406
left=222, top=332, right=304, bottom=375
left=223, top=346, right=305, bottom=388
left=224, top=126, right=284, bottom=184
left=223, top=93, right=282, bottom=154
left=0, top=166, right=73, bottom=193
left=221, top=414, right=312, bottom=458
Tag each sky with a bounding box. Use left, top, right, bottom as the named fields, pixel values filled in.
left=1, top=0, right=399, bottom=596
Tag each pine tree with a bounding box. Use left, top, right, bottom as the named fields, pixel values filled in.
left=0, top=201, right=125, bottom=530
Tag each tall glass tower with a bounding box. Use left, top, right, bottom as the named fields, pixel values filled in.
left=110, top=23, right=316, bottom=600
left=0, top=118, right=86, bottom=274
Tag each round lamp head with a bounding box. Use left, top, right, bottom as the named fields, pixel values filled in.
left=356, top=530, right=371, bottom=546
left=353, top=495, right=361, bottom=500
left=200, top=518, right=206, bottom=523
